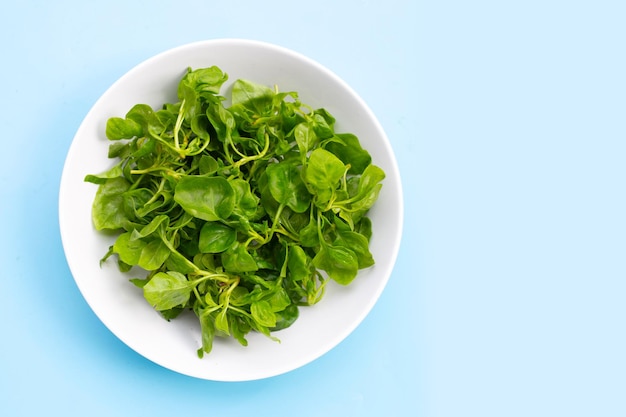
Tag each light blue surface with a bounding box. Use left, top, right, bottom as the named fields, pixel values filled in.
left=2, top=1, right=625, bottom=416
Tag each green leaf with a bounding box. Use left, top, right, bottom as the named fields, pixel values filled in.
left=267, top=287, right=291, bottom=312
left=310, top=112, right=334, bottom=139
left=355, top=164, right=386, bottom=199
left=179, top=66, right=228, bottom=97
left=312, top=108, right=335, bottom=132
left=164, top=250, right=197, bottom=274
left=121, top=188, right=152, bottom=218
left=198, top=155, right=219, bottom=175
left=341, top=164, right=385, bottom=219
left=198, top=222, right=236, bottom=253
left=304, top=148, right=345, bottom=204
left=312, top=244, right=359, bottom=285
left=178, top=81, right=200, bottom=120
left=231, top=79, right=274, bottom=114
left=258, top=171, right=280, bottom=218
left=287, top=245, right=311, bottom=281
left=298, top=218, right=319, bottom=247
left=355, top=217, right=373, bottom=241
left=272, top=303, right=299, bottom=331
left=294, top=122, right=318, bottom=156
left=197, top=307, right=216, bottom=357
left=214, top=307, right=230, bottom=335
left=335, top=230, right=374, bottom=269
left=143, top=271, right=192, bottom=310
left=84, top=162, right=123, bottom=185
left=191, top=114, right=211, bottom=140
left=106, top=117, right=143, bottom=140
left=131, top=137, right=157, bottom=159
left=129, top=277, right=149, bottom=288
left=206, top=103, right=236, bottom=144
left=230, top=178, right=260, bottom=218
left=113, top=232, right=146, bottom=265
left=107, top=141, right=130, bottom=159
left=159, top=307, right=184, bottom=321
left=324, top=133, right=372, bottom=175
left=155, top=106, right=177, bottom=128
left=230, top=315, right=250, bottom=346
left=266, top=161, right=311, bottom=213
left=174, top=176, right=235, bottom=221
left=125, top=104, right=164, bottom=138
left=132, top=215, right=169, bottom=240
left=351, top=185, right=382, bottom=217
left=194, top=253, right=217, bottom=271
left=138, top=239, right=171, bottom=270
left=91, top=177, right=131, bottom=230
left=250, top=300, right=277, bottom=328
left=221, top=242, right=258, bottom=273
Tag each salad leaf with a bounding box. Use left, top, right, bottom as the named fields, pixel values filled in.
left=85, top=66, right=385, bottom=357
left=144, top=271, right=193, bottom=311
left=174, top=176, right=235, bottom=221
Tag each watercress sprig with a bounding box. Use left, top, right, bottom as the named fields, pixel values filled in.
left=86, top=66, right=385, bottom=357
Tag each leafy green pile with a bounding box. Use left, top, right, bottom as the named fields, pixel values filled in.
left=85, top=66, right=385, bottom=357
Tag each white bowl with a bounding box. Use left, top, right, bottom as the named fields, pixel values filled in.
left=59, top=39, right=403, bottom=381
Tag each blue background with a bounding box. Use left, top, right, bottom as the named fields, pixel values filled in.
left=1, top=1, right=625, bottom=416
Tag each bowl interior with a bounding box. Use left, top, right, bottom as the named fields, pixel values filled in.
left=59, top=39, right=403, bottom=381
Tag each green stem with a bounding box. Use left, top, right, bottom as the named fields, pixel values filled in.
left=310, top=271, right=328, bottom=305
left=316, top=209, right=326, bottom=243
left=228, top=305, right=253, bottom=319
left=173, top=99, right=185, bottom=151
left=186, top=133, right=213, bottom=157
left=127, top=173, right=146, bottom=191
left=143, top=178, right=166, bottom=206
left=192, top=286, right=206, bottom=308
left=273, top=226, right=299, bottom=241
left=129, top=166, right=181, bottom=178
left=266, top=203, right=285, bottom=243
left=200, top=305, right=222, bottom=317
left=147, top=131, right=182, bottom=154
left=156, top=233, right=201, bottom=274
left=191, top=270, right=232, bottom=284
left=233, top=131, right=270, bottom=169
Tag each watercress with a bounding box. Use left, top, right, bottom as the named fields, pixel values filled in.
left=86, top=66, right=385, bottom=357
